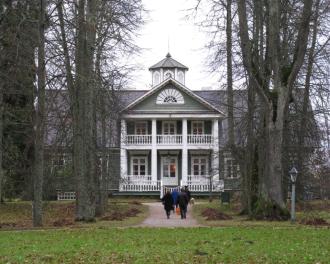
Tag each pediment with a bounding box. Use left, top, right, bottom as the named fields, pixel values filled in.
left=122, top=79, right=224, bottom=115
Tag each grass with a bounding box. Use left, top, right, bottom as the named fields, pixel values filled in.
left=0, top=199, right=149, bottom=229
left=0, top=226, right=329, bottom=263
left=192, top=199, right=330, bottom=227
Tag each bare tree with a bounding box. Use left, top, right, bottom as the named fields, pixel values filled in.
left=32, top=0, right=47, bottom=227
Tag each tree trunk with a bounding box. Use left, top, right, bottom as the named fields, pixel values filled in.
left=296, top=0, right=320, bottom=198
left=32, top=0, right=46, bottom=227
left=0, top=79, right=3, bottom=203
left=74, top=0, right=97, bottom=221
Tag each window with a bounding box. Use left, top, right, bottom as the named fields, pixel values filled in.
left=192, top=157, right=208, bottom=176
left=177, top=71, right=184, bottom=83
left=153, top=71, right=160, bottom=85
left=135, top=121, right=147, bottom=135
left=192, top=121, right=204, bottom=135
left=156, top=88, right=184, bottom=104
left=163, top=121, right=176, bottom=135
left=225, top=158, right=240, bottom=178
left=131, top=157, right=147, bottom=176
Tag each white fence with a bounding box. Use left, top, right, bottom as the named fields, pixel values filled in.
left=126, top=135, right=152, bottom=145
left=187, top=134, right=213, bottom=144
left=120, top=180, right=161, bottom=192
left=157, top=135, right=182, bottom=144
left=57, top=191, right=76, bottom=200
left=181, top=179, right=224, bottom=192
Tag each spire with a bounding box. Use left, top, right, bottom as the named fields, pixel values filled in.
left=166, top=52, right=171, bottom=58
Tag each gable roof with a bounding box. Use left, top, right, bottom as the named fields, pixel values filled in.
left=120, top=78, right=225, bottom=115
left=149, top=53, right=189, bottom=70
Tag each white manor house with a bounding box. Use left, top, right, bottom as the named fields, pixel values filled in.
left=49, top=53, right=242, bottom=198
left=117, top=53, right=241, bottom=196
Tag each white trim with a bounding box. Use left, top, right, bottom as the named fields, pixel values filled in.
left=161, top=156, right=178, bottom=185
left=122, top=114, right=223, bottom=119
left=130, top=156, right=148, bottom=176
left=191, top=120, right=204, bottom=134
left=120, top=78, right=225, bottom=116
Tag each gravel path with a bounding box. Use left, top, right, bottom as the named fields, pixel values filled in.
left=138, top=202, right=201, bottom=227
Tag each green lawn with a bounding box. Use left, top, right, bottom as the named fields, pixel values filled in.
left=0, top=227, right=329, bottom=263
left=192, top=200, right=330, bottom=227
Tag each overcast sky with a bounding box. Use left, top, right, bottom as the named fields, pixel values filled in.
left=130, top=0, right=221, bottom=90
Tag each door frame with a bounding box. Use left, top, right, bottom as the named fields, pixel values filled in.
left=161, top=155, right=178, bottom=185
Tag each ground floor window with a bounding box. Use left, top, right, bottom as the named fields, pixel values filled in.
left=131, top=157, right=147, bottom=176
left=224, top=158, right=240, bottom=178
left=191, top=156, right=208, bottom=176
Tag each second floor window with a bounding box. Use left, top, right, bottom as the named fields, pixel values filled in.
left=135, top=121, right=147, bottom=135
left=163, top=121, right=176, bottom=135
left=192, top=121, right=204, bottom=135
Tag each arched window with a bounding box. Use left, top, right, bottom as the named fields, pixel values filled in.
left=156, top=88, right=184, bottom=104
left=153, top=71, right=160, bottom=85
left=177, top=71, right=184, bottom=83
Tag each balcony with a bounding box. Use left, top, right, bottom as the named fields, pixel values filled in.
left=126, top=135, right=152, bottom=145
left=157, top=135, right=182, bottom=145
left=187, top=134, right=213, bottom=145
left=124, top=134, right=214, bottom=146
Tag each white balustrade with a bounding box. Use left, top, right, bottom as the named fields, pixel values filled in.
left=57, top=191, right=76, bottom=200
left=187, top=134, right=213, bottom=145
left=182, top=178, right=224, bottom=192
left=157, top=135, right=182, bottom=145
left=126, top=135, right=152, bottom=145
left=120, top=179, right=161, bottom=192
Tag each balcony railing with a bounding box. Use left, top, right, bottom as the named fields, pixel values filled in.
left=181, top=178, right=224, bottom=192
left=126, top=135, right=152, bottom=145
left=157, top=135, right=182, bottom=145
left=188, top=134, right=213, bottom=144
left=120, top=178, right=160, bottom=192
left=124, top=134, right=214, bottom=145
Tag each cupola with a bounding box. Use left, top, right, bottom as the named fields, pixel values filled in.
left=149, top=53, right=188, bottom=86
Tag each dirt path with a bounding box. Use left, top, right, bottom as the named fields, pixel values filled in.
left=138, top=202, right=201, bottom=227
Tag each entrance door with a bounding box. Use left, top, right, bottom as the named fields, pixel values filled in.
left=161, top=156, right=178, bottom=185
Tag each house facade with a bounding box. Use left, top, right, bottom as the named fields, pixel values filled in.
left=117, top=53, right=236, bottom=196
left=48, top=53, right=243, bottom=199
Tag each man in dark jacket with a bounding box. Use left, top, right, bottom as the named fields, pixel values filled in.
left=176, top=188, right=189, bottom=219
left=161, top=189, right=174, bottom=219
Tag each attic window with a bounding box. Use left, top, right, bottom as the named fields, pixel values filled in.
left=156, top=88, right=184, bottom=104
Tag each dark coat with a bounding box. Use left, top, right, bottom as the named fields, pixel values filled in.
left=161, top=193, right=174, bottom=211
left=176, top=192, right=189, bottom=209
left=171, top=189, right=179, bottom=205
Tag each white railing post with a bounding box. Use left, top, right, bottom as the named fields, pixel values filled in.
left=152, top=119, right=157, bottom=182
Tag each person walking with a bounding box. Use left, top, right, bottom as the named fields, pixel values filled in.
left=176, top=188, right=189, bottom=219
left=161, top=189, right=174, bottom=219
left=171, top=188, right=179, bottom=209
left=184, top=185, right=191, bottom=212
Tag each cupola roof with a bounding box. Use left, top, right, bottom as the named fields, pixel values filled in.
left=149, top=53, right=189, bottom=70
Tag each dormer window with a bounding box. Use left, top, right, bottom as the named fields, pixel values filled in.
left=153, top=71, right=160, bottom=85
left=177, top=71, right=184, bottom=84
left=156, top=88, right=184, bottom=104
